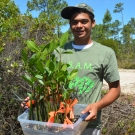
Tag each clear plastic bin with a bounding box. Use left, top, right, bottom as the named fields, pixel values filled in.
left=18, top=104, right=88, bottom=135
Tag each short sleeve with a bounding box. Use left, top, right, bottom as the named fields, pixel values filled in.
left=103, top=50, right=120, bottom=83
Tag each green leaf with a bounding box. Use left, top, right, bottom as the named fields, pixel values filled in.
left=43, top=42, right=50, bottom=50
left=45, top=80, right=56, bottom=85
left=52, top=54, right=56, bottom=62
left=27, top=40, right=39, bottom=52
left=49, top=61, right=55, bottom=71
left=68, top=69, right=78, bottom=81
left=56, top=71, right=67, bottom=81
left=25, top=73, right=32, bottom=81
left=38, top=87, right=44, bottom=93
left=55, top=61, right=61, bottom=71
left=35, top=51, right=41, bottom=59
left=67, top=89, right=76, bottom=93
left=22, top=74, right=33, bottom=86
left=39, top=95, right=44, bottom=100
left=22, top=49, right=28, bottom=63
left=35, top=75, right=43, bottom=79
left=45, top=59, right=51, bottom=67
left=35, top=60, right=44, bottom=73
left=60, top=32, right=68, bottom=47
left=55, top=48, right=60, bottom=54
left=61, top=64, right=68, bottom=71
left=40, top=48, right=48, bottom=60
left=31, top=77, right=37, bottom=83
left=0, top=47, right=4, bottom=52
left=28, top=54, right=37, bottom=65
left=44, top=67, right=51, bottom=75
left=38, top=80, right=44, bottom=85
left=62, top=51, right=73, bottom=54
left=62, top=89, right=76, bottom=100
left=62, top=90, right=69, bottom=100
left=49, top=41, right=58, bottom=53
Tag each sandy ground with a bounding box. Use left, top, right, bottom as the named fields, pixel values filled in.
left=103, top=69, right=135, bottom=95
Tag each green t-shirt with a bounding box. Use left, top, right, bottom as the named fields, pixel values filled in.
left=55, top=41, right=120, bottom=127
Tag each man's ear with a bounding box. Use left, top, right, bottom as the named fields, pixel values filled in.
left=92, top=20, right=96, bottom=28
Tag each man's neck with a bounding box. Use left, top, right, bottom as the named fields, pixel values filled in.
left=73, top=38, right=92, bottom=45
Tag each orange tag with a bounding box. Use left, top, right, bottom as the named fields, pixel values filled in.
left=26, top=100, right=35, bottom=107
left=47, top=98, right=78, bottom=125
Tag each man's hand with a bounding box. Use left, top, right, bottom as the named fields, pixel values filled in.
left=81, top=103, right=98, bottom=121
left=21, top=97, right=30, bottom=109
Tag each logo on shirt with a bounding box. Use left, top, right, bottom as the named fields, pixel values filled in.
left=69, top=76, right=95, bottom=94
left=67, top=61, right=95, bottom=94
left=68, top=61, right=93, bottom=70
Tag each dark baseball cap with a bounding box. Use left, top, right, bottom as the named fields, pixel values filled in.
left=61, top=3, right=94, bottom=19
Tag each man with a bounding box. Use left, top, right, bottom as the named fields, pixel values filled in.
left=22, top=3, right=120, bottom=135
left=59, top=3, right=121, bottom=135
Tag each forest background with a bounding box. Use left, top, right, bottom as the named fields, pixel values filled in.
left=0, top=0, right=135, bottom=135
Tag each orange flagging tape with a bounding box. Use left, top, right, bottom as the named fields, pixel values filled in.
left=48, top=98, right=78, bottom=125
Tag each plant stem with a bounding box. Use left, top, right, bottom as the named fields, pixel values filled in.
left=29, top=98, right=34, bottom=120
left=35, top=101, right=39, bottom=121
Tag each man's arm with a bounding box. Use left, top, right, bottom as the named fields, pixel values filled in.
left=81, top=80, right=121, bottom=120
left=96, top=80, right=120, bottom=111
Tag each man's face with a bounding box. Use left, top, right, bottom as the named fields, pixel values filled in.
left=70, top=12, right=95, bottom=43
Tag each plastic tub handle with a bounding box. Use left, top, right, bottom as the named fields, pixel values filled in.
left=80, top=112, right=90, bottom=120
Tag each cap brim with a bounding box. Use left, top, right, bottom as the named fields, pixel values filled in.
left=61, top=6, right=81, bottom=19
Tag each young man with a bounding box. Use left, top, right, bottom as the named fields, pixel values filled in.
left=22, top=3, right=120, bottom=135
left=59, top=3, right=121, bottom=135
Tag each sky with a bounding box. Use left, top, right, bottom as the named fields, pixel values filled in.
left=14, top=0, right=135, bottom=32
